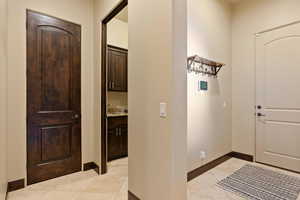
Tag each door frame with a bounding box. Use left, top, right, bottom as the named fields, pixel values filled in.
left=101, top=0, right=128, bottom=174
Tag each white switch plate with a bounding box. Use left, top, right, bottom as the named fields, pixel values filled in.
left=160, top=103, right=167, bottom=118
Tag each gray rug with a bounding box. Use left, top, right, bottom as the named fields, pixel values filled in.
left=217, top=164, right=300, bottom=200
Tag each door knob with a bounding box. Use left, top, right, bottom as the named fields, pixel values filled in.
left=73, top=114, right=79, bottom=119
left=257, top=113, right=266, bottom=117
left=257, top=105, right=262, bottom=109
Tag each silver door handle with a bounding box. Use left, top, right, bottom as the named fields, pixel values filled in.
left=112, top=82, right=115, bottom=89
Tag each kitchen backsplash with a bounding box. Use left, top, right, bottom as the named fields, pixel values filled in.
left=107, top=91, right=128, bottom=110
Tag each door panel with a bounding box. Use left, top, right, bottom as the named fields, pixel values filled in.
left=256, top=22, right=300, bottom=172
left=27, top=10, right=81, bottom=185
left=41, top=125, right=72, bottom=162
left=107, top=129, right=122, bottom=161
left=107, top=46, right=128, bottom=91
left=121, top=127, right=128, bottom=157
left=39, top=26, right=72, bottom=111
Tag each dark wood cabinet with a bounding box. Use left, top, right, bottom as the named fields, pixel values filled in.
left=107, top=45, right=128, bottom=92
left=107, top=116, right=128, bottom=161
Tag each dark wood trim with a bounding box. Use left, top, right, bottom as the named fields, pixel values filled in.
left=107, top=44, right=128, bottom=52
left=229, top=151, right=254, bottom=162
left=187, top=151, right=254, bottom=182
left=102, top=0, right=128, bottom=24
left=128, top=191, right=140, bottom=200
left=187, top=153, right=232, bottom=181
left=83, top=162, right=100, bottom=174
left=101, top=21, right=108, bottom=174
left=7, top=179, right=25, bottom=192
left=101, top=0, right=128, bottom=175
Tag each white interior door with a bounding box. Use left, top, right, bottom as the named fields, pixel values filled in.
left=256, top=22, right=300, bottom=172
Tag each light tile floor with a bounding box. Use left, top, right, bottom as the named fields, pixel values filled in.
left=7, top=158, right=128, bottom=200
left=7, top=157, right=300, bottom=200
left=188, top=158, right=300, bottom=200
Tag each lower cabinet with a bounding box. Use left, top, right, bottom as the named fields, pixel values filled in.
left=107, top=116, right=128, bottom=161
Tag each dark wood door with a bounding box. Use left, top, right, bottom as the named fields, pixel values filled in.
left=107, top=117, right=128, bottom=161
left=107, top=128, right=122, bottom=161
left=26, top=10, right=82, bottom=185
left=120, top=127, right=128, bottom=157
left=107, top=45, right=128, bottom=92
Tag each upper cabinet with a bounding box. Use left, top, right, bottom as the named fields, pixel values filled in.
left=107, top=45, right=128, bottom=92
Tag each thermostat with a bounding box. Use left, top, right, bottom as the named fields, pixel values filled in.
left=199, top=81, right=208, bottom=91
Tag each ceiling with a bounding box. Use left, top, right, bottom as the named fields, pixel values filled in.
left=115, top=7, right=128, bottom=22
left=114, top=0, right=239, bottom=23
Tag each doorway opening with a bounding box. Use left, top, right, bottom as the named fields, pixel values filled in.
left=101, top=0, right=128, bottom=174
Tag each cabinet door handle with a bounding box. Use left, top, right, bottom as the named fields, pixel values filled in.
left=116, top=128, right=118, bottom=136
left=112, top=82, right=115, bottom=89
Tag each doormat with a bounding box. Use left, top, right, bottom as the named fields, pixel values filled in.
left=217, top=164, right=300, bottom=200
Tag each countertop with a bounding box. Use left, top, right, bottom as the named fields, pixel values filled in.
left=107, top=113, right=128, bottom=118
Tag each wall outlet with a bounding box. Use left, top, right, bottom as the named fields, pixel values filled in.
left=200, top=151, right=206, bottom=160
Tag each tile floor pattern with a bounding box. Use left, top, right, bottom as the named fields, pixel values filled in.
left=7, top=158, right=128, bottom=200
left=7, top=157, right=300, bottom=200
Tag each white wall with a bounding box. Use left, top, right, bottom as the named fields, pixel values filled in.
left=128, top=0, right=187, bottom=199
left=0, top=0, right=7, bottom=198
left=107, top=18, right=128, bottom=49
left=187, top=0, right=232, bottom=171
left=232, top=0, right=300, bottom=155
left=7, top=0, right=96, bottom=182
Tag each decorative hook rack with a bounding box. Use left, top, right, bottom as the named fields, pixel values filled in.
left=187, top=55, right=225, bottom=77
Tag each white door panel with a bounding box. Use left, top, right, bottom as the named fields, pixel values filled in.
left=265, top=36, right=300, bottom=109
left=256, top=22, right=300, bottom=172
left=265, top=109, right=300, bottom=122
left=265, top=122, right=300, bottom=159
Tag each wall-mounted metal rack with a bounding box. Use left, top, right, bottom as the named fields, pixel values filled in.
left=187, top=55, right=225, bottom=77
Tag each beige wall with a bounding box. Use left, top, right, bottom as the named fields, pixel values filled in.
left=232, top=0, right=300, bottom=155
left=7, top=0, right=96, bottom=182
left=94, top=1, right=188, bottom=199
left=0, top=0, right=8, bottom=198
left=187, top=0, right=232, bottom=171
left=93, top=0, right=121, bottom=169
left=128, top=0, right=187, bottom=199
left=107, top=18, right=128, bottom=49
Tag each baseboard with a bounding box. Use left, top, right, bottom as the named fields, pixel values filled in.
left=187, top=151, right=254, bottom=182
left=7, top=179, right=25, bottom=192
left=128, top=191, right=140, bottom=200
left=229, top=151, right=254, bottom=162
left=83, top=162, right=100, bottom=174
left=187, top=153, right=232, bottom=181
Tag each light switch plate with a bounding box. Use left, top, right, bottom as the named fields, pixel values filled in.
left=160, top=103, right=167, bottom=118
